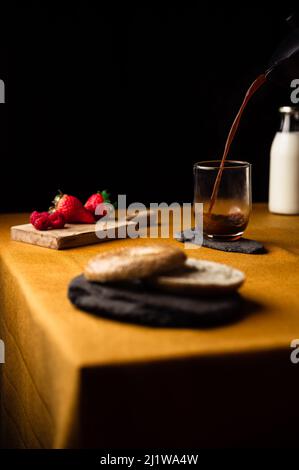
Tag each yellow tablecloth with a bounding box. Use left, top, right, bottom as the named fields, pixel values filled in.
left=0, top=204, right=299, bottom=448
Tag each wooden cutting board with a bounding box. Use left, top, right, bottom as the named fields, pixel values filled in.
left=11, top=210, right=156, bottom=250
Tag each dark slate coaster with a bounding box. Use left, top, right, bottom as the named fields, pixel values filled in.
left=175, top=229, right=266, bottom=254
left=68, top=275, right=244, bottom=328
left=202, top=237, right=266, bottom=254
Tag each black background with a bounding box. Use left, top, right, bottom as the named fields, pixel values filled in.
left=1, top=4, right=298, bottom=212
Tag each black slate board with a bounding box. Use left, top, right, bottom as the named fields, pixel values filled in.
left=175, top=229, right=266, bottom=254
left=68, top=275, right=244, bottom=328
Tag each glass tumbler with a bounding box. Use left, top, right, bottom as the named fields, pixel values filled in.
left=193, top=160, right=252, bottom=241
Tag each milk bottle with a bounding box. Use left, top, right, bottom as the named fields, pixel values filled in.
left=269, top=106, right=299, bottom=214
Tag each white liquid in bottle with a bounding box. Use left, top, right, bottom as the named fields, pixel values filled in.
left=269, top=107, right=299, bottom=214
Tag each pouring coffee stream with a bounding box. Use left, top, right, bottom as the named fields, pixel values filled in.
left=207, top=13, right=299, bottom=216
left=208, top=74, right=267, bottom=214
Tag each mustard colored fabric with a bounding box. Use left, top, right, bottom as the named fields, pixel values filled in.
left=0, top=205, right=299, bottom=448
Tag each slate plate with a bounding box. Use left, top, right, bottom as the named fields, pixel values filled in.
left=68, top=275, right=244, bottom=328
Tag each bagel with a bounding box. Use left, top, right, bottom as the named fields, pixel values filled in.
left=148, top=258, right=245, bottom=295
left=84, top=243, right=187, bottom=282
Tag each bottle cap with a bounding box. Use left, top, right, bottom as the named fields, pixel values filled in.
left=279, top=106, right=299, bottom=114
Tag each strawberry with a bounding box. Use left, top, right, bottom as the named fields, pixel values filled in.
left=73, top=207, right=95, bottom=223
left=51, top=191, right=95, bottom=224
left=84, top=192, right=104, bottom=212
left=84, top=190, right=111, bottom=220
